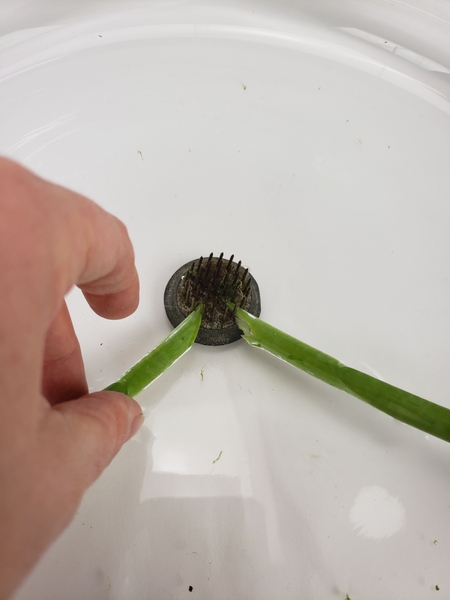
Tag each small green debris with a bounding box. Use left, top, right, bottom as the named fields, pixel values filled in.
left=436, top=585, right=440, bottom=591
left=242, top=83, right=247, bottom=90
left=200, top=368, right=204, bottom=381
left=345, top=595, right=352, bottom=600
left=212, top=450, right=223, bottom=464
left=137, top=150, right=144, bottom=160
left=433, top=539, right=438, bottom=545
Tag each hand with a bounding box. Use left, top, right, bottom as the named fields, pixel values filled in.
left=0, top=158, right=144, bottom=598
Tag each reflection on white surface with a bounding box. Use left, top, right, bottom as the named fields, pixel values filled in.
left=6, top=112, right=80, bottom=155
left=341, top=27, right=450, bottom=73
left=349, top=485, right=406, bottom=540
left=2, top=21, right=450, bottom=115
left=357, top=361, right=385, bottom=381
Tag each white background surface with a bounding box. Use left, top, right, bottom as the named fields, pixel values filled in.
left=1, top=1, right=450, bottom=598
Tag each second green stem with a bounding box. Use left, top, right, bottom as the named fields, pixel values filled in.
left=235, top=307, right=450, bottom=443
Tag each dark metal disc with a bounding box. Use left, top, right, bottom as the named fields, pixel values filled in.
left=164, top=255, right=261, bottom=346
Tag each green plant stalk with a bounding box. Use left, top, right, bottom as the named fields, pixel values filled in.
left=104, top=305, right=203, bottom=397
left=235, top=307, right=450, bottom=443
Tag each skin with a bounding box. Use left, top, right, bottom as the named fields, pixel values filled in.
left=0, top=157, right=144, bottom=599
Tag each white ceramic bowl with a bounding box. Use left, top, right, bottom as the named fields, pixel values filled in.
left=2, top=1, right=450, bottom=598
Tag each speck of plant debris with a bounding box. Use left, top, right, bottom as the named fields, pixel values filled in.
left=137, top=150, right=144, bottom=160
left=242, top=83, right=247, bottom=90
left=436, top=585, right=440, bottom=591
left=212, top=451, right=223, bottom=464
left=189, top=586, right=193, bottom=592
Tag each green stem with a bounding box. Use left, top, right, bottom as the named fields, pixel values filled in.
left=104, top=305, right=203, bottom=398
left=235, top=307, right=450, bottom=443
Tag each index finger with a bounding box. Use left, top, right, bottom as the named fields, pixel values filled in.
left=0, top=157, right=140, bottom=324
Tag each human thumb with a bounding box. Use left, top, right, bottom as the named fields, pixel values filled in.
left=1, top=392, right=144, bottom=596
left=50, top=391, right=144, bottom=491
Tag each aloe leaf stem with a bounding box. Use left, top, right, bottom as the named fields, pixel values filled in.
left=235, top=307, right=450, bottom=443
left=104, top=305, right=203, bottom=397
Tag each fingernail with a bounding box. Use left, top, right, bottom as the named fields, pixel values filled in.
left=128, top=411, right=145, bottom=440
